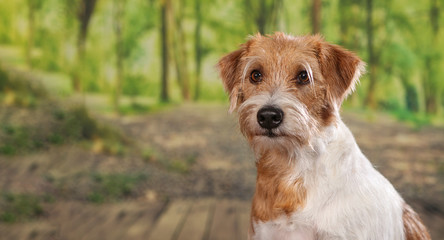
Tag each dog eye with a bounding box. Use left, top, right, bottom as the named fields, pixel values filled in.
left=250, top=70, right=263, bottom=84
left=296, top=70, right=310, bottom=85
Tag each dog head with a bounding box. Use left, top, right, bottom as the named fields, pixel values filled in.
left=217, top=33, right=364, bottom=153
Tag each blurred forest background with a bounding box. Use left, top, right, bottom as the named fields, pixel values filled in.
left=1, top=0, right=444, bottom=239
left=0, top=0, right=443, bottom=117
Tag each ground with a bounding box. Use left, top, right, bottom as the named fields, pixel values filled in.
left=0, top=103, right=443, bottom=239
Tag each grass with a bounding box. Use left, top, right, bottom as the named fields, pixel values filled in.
left=0, top=64, right=130, bottom=156
left=0, top=193, right=45, bottom=223
left=165, top=157, right=196, bottom=174
left=0, top=104, right=129, bottom=156
left=142, top=146, right=197, bottom=174
left=142, top=147, right=159, bottom=162
left=343, top=102, right=434, bottom=129
left=392, top=109, right=431, bottom=128
left=118, top=101, right=176, bottom=115
left=87, top=173, right=148, bottom=204
left=0, top=125, right=41, bottom=155
left=196, top=81, right=227, bottom=103
left=0, top=66, right=47, bottom=108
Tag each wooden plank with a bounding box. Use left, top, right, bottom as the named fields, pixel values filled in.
left=237, top=201, right=251, bottom=240
left=69, top=207, right=103, bottom=240
left=208, top=199, right=239, bottom=240
left=177, top=198, right=213, bottom=240
left=148, top=199, right=191, bottom=240
left=82, top=206, right=124, bottom=240
left=124, top=202, right=164, bottom=240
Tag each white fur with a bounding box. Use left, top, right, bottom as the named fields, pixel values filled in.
left=243, top=91, right=405, bottom=240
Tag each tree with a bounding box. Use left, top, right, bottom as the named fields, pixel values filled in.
left=172, top=0, right=190, bottom=101
left=312, top=0, right=321, bottom=34
left=160, top=0, right=170, bottom=102
left=112, top=0, right=125, bottom=113
left=194, top=0, right=202, bottom=101
left=25, top=0, right=43, bottom=68
left=423, top=0, right=441, bottom=114
left=244, top=0, right=283, bottom=34
left=66, top=0, right=98, bottom=92
left=364, top=0, right=377, bottom=108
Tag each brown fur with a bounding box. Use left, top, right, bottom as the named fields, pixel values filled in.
left=251, top=150, right=307, bottom=222
left=403, top=203, right=431, bottom=240
left=316, top=41, right=363, bottom=103
left=249, top=150, right=307, bottom=235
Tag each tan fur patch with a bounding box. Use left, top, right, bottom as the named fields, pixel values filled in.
left=251, top=150, right=307, bottom=223
left=403, top=203, right=431, bottom=240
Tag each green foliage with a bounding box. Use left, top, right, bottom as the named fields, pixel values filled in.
left=0, top=193, right=44, bottom=223
left=0, top=99, right=128, bottom=155
left=197, top=81, right=227, bottom=102
left=392, top=109, right=431, bottom=128
left=87, top=173, right=148, bottom=203
left=0, top=125, right=34, bottom=155
left=141, top=146, right=197, bottom=174
left=118, top=101, right=174, bottom=115
left=52, top=105, right=129, bottom=154
left=57, top=106, right=98, bottom=140
left=122, top=74, right=149, bottom=97
left=0, top=67, right=47, bottom=107
left=161, top=154, right=197, bottom=174
left=142, top=147, right=158, bottom=162
left=0, top=0, right=443, bottom=118
left=165, top=156, right=196, bottom=174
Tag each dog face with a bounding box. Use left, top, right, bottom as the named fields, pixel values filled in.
left=218, top=33, right=364, bottom=152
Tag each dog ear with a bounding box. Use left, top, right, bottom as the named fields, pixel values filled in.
left=317, top=42, right=365, bottom=106
left=217, top=46, right=245, bottom=113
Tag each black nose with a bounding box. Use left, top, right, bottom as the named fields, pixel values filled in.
left=257, top=106, right=284, bottom=130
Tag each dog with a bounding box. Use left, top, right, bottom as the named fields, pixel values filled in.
left=217, top=33, right=430, bottom=240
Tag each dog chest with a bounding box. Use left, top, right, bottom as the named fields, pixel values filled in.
left=252, top=216, right=316, bottom=240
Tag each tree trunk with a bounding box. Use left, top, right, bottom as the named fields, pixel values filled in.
left=194, top=0, right=202, bottom=101
left=399, top=72, right=419, bottom=112
left=172, top=1, right=190, bottom=101
left=113, top=0, right=125, bottom=113
left=72, top=0, right=97, bottom=92
left=424, top=57, right=438, bottom=114
left=244, top=0, right=282, bottom=35
left=338, top=0, right=348, bottom=46
left=424, top=0, right=440, bottom=114
left=364, top=0, right=377, bottom=108
left=256, top=0, right=266, bottom=34
left=160, top=0, right=170, bottom=102
left=72, top=28, right=86, bottom=92
left=311, top=0, right=321, bottom=34
left=26, top=0, right=35, bottom=68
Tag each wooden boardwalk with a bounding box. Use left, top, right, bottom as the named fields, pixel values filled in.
left=0, top=198, right=251, bottom=240
left=149, top=198, right=250, bottom=240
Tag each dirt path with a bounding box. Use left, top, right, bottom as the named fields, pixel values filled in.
left=1, top=103, right=443, bottom=239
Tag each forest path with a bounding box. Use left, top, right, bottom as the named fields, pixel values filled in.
left=1, top=103, right=444, bottom=239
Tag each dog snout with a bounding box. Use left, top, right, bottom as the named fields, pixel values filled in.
left=257, top=106, right=284, bottom=130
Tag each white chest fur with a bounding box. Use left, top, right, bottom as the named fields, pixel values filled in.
left=251, top=122, right=405, bottom=240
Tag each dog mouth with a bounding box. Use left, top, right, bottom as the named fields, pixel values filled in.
left=265, top=130, right=278, bottom=138
left=257, top=129, right=285, bottom=138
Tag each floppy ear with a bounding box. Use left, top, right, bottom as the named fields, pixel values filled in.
left=217, top=46, right=245, bottom=113
left=317, top=42, right=365, bottom=106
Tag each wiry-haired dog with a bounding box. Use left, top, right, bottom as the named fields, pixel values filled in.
left=218, top=33, right=430, bottom=240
